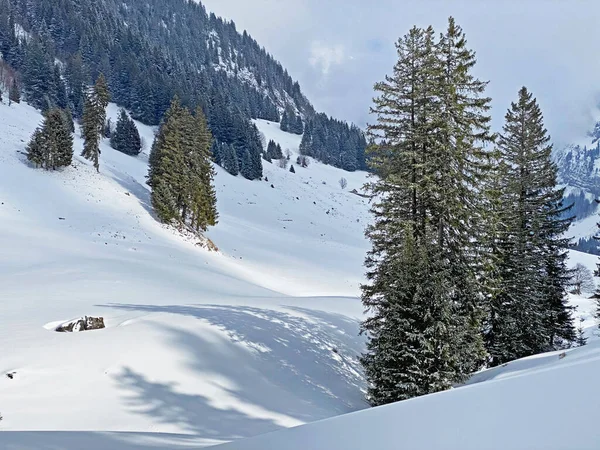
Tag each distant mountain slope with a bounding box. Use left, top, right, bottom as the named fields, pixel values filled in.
left=0, top=0, right=366, bottom=178
left=556, top=131, right=600, bottom=253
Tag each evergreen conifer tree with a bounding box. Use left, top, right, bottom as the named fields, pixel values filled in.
left=280, top=109, right=289, bottom=132
left=26, top=108, right=73, bottom=170
left=222, top=143, right=239, bottom=175
left=361, top=20, right=491, bottom=406
left=111, top=108, right=142, bottom=156
left=486, top=87, right=575, bottom=365
left=26, top=128, right=45, bottom=167
left=289, top=164, right=295, bottom=173
left=9, top=79, right=19, bottom=104
left=81, top=74, right=110, bottom=171
left=186, top=107, right=218, bottom=230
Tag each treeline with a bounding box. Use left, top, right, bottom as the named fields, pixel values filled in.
left=0, top=0, right=369, bottom=179
left=361, top=19, right=576, bottom=406
left=0, top=0, right=303, bottom=180
left=300, top=113, right=367, bottom=171
left=562, top=190, right=597, bottom=221
left=557, top=143, right=600, bottom=223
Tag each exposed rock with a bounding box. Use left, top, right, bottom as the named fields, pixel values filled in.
left=56, top=316, right=105, bottom=332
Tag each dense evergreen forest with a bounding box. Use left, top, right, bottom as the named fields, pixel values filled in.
left=300, top=113, right=368, bottom=171
left=0, top=0, right=366, bottom=179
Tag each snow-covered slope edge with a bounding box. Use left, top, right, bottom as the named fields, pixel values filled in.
left=215, top=338, right=600, bottom=450
left=0, top=100, right=370, bottom=447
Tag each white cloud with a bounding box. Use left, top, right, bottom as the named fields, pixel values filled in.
left=309, top=42, right=346, bottom=76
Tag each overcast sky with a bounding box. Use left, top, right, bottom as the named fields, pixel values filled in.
left=201, top=0, right=600, bottom=147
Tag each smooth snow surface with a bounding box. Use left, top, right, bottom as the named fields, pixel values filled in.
left=216, top=339, right=600, bottom=450
left=0, top=101, right=369, bottom=448
left=2, top=100, right=600, bottom=450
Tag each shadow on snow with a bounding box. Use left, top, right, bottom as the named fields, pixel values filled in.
left=99, top=303, right=367, bottom=441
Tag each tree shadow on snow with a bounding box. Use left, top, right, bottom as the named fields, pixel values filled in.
left=0, top=431, right=218, bottom=450
left=100, top=303, right=367, bottom=440
left=108, top=167, right=156, bottom=220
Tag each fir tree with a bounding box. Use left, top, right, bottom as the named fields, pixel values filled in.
left=111, top=109, right=142, bottom=156
left=148, top=97, right=186, bottom=222
left=26, top=129, right=45, bottom=167
left=222, top=143, right=239, bottom=175
left=486, top=87, right=575, bottom=365
left=361, top=20, right=491, bottom=406
left=81, top=74, right=110, bottom=171
left=186, top=107, right=218, bottom=230
left=280, top=109, right=289, bottom=132
left=26, top=108, right=73, bottom=170
left=289, top=164, right=295, bottom=173
left=9, top=79, right=19, bottom=104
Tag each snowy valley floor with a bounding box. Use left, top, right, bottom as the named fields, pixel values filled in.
left=1, top=101, right=599, bottom=450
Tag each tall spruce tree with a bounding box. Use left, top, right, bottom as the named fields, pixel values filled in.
left=81, top=74, right=109, bottom=171
left=361, top=19, right=492, bottom=406
left=187, top=107, right=218, bottom=230
left=486, top=87, right=575, bottom=366
left=432, top=17, right=494, bottom=374
left=26, top=108, right=73, bottom=170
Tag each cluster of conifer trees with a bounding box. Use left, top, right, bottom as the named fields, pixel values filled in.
left=280, top=106, right=304, bottom=135
left=263, top=140, right=284, bottom=163
left=361, top=18, right=576, bottom=406
left=110, top=109, right=142, bottom=156
left=26, top=108, right=73, bottom=170
left=24, top=71, right=218, bottom=233
left=147, top=98, right=218, bottom=232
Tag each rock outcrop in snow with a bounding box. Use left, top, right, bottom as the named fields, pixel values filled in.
left=56, top=317, right=105, bottom=332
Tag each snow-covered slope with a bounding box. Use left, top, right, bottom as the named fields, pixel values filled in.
left=0, top=101, right=370, bottom=448
left=2, top=100, right=600, bottom=450
left=215, top=338, right=600, bottom=450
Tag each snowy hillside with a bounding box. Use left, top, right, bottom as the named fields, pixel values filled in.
left=2, top=99, right=600, bottom=450
left=215, top=337, right=600, bottom=450
left=0, top=100, right=370, bottom=448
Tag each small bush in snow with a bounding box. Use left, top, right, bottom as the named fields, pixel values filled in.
left=570, top=263, right=595, bottom=295
left=339, top=177, right=348, bottom=189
